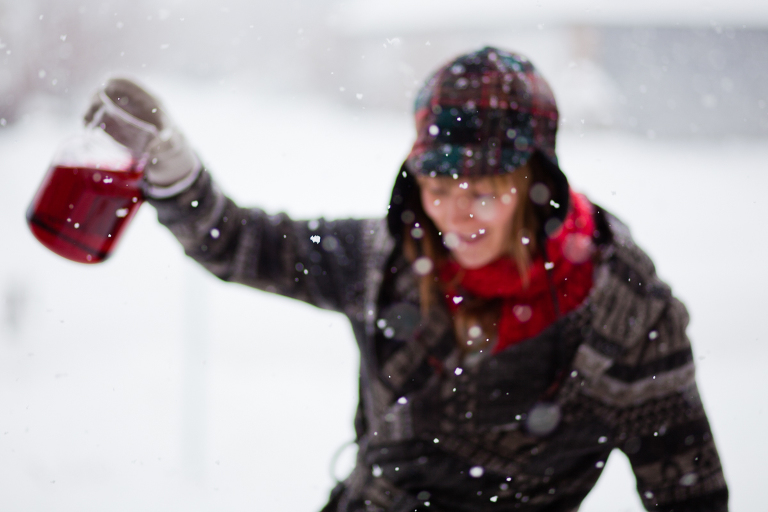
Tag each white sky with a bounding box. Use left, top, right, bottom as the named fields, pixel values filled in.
left=330, top=0, right=768, bottom=34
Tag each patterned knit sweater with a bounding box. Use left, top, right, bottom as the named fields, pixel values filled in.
left=149, top=169, right=728, bottom=512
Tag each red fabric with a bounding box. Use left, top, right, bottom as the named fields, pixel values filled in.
left=439, top=192, right=595, bottom=353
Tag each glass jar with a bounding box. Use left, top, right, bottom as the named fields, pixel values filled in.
left=26, top=94, right=157, bottom=263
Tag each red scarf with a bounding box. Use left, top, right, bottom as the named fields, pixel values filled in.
left=439, top=192, right=595, bottom=354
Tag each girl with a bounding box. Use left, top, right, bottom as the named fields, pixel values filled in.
left=88, top=47, right=728, bottom=511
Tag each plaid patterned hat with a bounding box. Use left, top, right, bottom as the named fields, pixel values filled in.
left=406, top=46, right=560, bottom=177
left=389, top=47, right=569, bottom=238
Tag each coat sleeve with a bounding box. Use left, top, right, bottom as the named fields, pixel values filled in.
left=146, top=168, right=369, bottom=315
left=582, top=211, right=729, bottom=511
left=612, top=297, right=729, bottom=512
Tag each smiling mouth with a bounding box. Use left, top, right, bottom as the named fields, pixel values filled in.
left=458, top=231, right=486, bottom=245
left=443, top=230, right=488, bottom=250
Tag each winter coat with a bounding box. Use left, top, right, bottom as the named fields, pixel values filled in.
left=149, top=168, right=728, bottom=512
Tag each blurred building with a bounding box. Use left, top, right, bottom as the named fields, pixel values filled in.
left=323, top=1, right=768, bottom=137
left=1, top=0, right=766, bottom=136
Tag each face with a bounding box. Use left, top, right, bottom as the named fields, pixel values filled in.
left=418, top=175, right=519, bottom=269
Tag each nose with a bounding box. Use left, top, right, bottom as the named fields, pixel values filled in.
left=447, top=196, right=474, bottom=227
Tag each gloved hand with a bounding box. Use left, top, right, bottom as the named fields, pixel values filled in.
left=83, top=77, right=200, bottom=198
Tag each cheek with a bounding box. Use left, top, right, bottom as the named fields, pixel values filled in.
left=487, top=199, right=517, bottom=234
left=421, top=192, right=444, bottom=227
left=474, top=195, right=518, bottom=227
left=474, top=199, right=499, bottom=222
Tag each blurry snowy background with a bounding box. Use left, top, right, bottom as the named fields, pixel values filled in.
left=1, top=0, right=767, bottom=510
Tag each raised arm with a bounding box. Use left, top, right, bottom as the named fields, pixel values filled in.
left=147, top=168, right=370, bottom=314
left=86, top=77, right=375, bottom=315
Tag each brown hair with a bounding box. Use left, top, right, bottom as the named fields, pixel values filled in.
left=402, top=161, right=546, bottom=352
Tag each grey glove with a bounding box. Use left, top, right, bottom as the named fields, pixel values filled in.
left=84, top=77, right=200, bottom=198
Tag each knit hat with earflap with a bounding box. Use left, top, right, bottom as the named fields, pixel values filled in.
left=388, top=47, right=569, bottom=240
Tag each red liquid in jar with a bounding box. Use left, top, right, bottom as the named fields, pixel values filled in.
left=26, top=165, right=144, bottom=263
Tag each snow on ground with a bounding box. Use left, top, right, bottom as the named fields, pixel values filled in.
left=1, top=80, right=766, bottom=511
